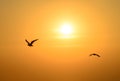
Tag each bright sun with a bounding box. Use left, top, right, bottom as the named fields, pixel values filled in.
left=60, top=23, right=73, bottom=35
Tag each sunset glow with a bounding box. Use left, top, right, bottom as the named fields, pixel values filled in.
left=57, top=23, right=75, bottom=39
left=60, top=23, right=73, bottom=35
left=1, top=0, right=119, bottom=81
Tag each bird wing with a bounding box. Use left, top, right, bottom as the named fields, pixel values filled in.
left=96, top=54, right=100, bottom=57
left=25, top=39, right=30, bottom=44
left=90, top=53, right=100, bottom=57
left=92, top=54, right=100, bottom=57
left=89, top=54, right=93, bottom=56
left=30, top=39, right=39, bottom=44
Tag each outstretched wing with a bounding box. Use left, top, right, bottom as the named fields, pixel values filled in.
left=89, top=54, right=93, bottom=56
left=96, top=54, right=100, bottom=57
left=25, top=39, right=30, bottom=44
left=89, top=53, right=100, bottom=57
left=30, top=39, right=39, bottom=44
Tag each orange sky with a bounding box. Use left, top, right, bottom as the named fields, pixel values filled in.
left=0, top=0, right=120, bottom=81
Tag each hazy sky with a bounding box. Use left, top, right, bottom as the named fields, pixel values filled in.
left=0, top=0, right=120, bottom=81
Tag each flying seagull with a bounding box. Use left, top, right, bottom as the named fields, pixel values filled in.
left=89, top=53, right=100, bottom=57
left=25, top=39, right=38, bottom=47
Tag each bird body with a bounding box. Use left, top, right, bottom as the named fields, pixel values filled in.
left=25, top=39, right=38, bottom=47
left=89, top=53, right=100, bottom=57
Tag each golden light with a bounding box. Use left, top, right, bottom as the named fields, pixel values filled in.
left=60, top=23, right=73, bottom=35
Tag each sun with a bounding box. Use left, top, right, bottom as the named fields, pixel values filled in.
left=60, top=23, right=73, bottom=35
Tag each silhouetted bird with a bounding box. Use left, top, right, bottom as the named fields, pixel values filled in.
left=25, top=39, right=38, bottom=47
left=89, top=53, right=100, bottom=57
